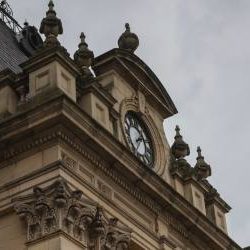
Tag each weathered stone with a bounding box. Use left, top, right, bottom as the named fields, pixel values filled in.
left=118, top=23, right=139, bottom=53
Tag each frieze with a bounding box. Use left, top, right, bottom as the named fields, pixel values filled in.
left=97, top=180, right=113, bottom=199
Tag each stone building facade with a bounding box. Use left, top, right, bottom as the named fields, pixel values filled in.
left=0, top=1, right=243, bottom=249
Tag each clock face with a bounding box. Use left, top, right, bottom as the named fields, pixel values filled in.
left=124, top=112, right=154, bottom=167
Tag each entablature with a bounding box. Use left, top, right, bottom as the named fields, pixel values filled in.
left=0, top=94, right=241, bottom=249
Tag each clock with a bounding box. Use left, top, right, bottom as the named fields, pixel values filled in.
left=124, top=112, right=154, bottom=167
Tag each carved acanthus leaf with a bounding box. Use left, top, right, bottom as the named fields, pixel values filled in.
left=14, top=179, right=96, bottom=243
left=13, top=180, right=131, bottom=249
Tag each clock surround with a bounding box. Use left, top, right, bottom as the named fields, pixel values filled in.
left=124, top=111, right=154, bottom=167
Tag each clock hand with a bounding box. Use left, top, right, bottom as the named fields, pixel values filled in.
left=136, top=136, right=143, bottom=143
left=136, top=139, right=141, bottom=150
left=136, top=129, right=144, bottom=143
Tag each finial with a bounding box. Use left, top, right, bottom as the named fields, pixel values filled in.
left=74, top=32, right=94, bottom=77
left=175, top=125, right=181, bottom=138
left=118, top=22, right=139, bottom=53
left=48, top=0, right=54, bottom=10
left=24, top=19, right=29, bottom=27
left=80, top=32, right=86, bottom=43
left=125, top=23, right=130, bottom=31
left=171, top=125, right=190, bottom=159
left=39, top=0, right=63, bottom=47
left=90, top=206, right=105, bottom=237
left=194, top=146, right=211, bottom=180
left=0, top=0, right=6, bottom=6
left=197, top=146, right=202, bottom=158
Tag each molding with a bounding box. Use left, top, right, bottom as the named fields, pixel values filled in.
left=0, top=160, right=161, bottom=248
left=159, top=235, right=177, bottom=249
left=93, top=49, right=178, bottom=118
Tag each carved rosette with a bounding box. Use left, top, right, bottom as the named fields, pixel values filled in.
left=13, top=180, right=131, bottom=249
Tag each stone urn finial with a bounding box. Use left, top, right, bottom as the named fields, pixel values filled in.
left=171, top=125, right=190, bottom=160
left=90, top=206, right=105, bottom=238
left=39, top=0, right=63, bottom=47
left=74, top=32, right=94, bottom=75
left=194, top=146, right=211, bottom=180
left=118, top=23, right=139, bottom=53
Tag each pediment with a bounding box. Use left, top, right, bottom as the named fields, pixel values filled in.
left=93, top=49, right=178, bottom=118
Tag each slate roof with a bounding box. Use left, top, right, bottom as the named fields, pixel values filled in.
left=0, top=19, right=28, bottom=74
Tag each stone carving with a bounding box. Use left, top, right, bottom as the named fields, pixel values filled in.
left=61, top=151, right=78, bottom=170
left=170, top=125, right=193, bottom=179
left=194, top=146, right=211, bottom=180
left=39, top=0, right=63, bottom=47
left=171, top=125, right=190, bottom=160
left=74, top=32, right=94, bottom=79
left=18, top=21, right=43, bottom=56
left=14, top=180, right=131, bottom=248
left=14, top=180, right=93, bottom=242
left=170, top=127, right=211, bottom=181
left=92, top=217, right=130, bottom=250
left=118, top=23, right=139, bottom=53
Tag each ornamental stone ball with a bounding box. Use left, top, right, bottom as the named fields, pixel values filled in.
left=118, top=23, right=139, bottom=53
left=171, top=125, right=190, bottom=159
left=39, top=0, right=63, bottom=47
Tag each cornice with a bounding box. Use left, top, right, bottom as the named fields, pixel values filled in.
left=0, top=161, right=160, bottom=247
left=170, top=160, right=231, bottom=213
left=20, top=45, right=80, bottom=77
left=79, top=80, right=117, bottom=108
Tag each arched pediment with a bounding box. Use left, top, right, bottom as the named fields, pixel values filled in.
left=93, top=49, right=178, bottom=119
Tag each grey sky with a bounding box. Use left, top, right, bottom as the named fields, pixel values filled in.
left=8, top=0, right=250, bottom=246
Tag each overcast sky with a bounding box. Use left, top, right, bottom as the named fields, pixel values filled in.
left=7, top=0, right=250, bottom=247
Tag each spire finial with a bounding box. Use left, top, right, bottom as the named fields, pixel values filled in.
left=74, top=32, right=94, bottom=78
left=80, top=32, right=86, bottom=44
left=90, top=206, right=105, bottom=237
left=118, top=23, right=139, bottom=53
left=175, top=125, right=181, bottom=138
left=125, top=23, right=130, bottom=31
left=24, top=19, right=29, bottom=27
left=171, top=125, right=190, bottom=159
left=48, top=0, right=54, bottom=11
left=39, top=0, right=63, bottom=47
left=194, top=146, right=211, bottom=180
left=197, top=146, right=202, bottom=158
